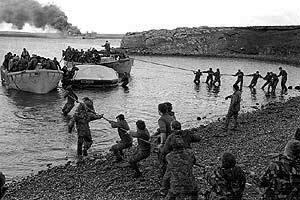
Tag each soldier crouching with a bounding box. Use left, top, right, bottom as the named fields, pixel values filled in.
left=128, top=120, right=151, bottom=178
left=205, top=152, right=246, bottom=200
left=162, top=137, right=198, bottom=200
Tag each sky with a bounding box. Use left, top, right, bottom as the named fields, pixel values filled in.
left=25, top=0, right=300, bottom=33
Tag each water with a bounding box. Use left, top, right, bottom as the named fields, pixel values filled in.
left=0, top=37, right=300, bottom=181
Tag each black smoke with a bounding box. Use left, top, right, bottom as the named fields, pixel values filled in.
left=0, top=0, right=81, bottom=35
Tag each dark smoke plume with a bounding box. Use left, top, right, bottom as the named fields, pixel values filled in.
left=0, top=0, right=81, bottom=34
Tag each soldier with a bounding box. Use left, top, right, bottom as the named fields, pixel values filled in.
left=203, top=68, right=214, bottom=85
left=21, top=48, right=30, bottom=61
left=259, top=140, right=300, bottom=200
left=163, top=120, right=201, bottom=156
left=164, top=102, right=176, bottom=120
left=128, top=120, right=151, bottom=178
left=261, top=72, right=272, bottom=91
left=193, top=69, right=202, bottom=85
left=0, top=172, right=7, bottom=199
left=213, top=68, right=221, bottom=86
left=162, top=136, right=198, bottom=200
left=233, top=69, right=244, bottom=90
left=109, top=114, right=132, bottom=162
left=68, top=99, right=103, bottom=158
left=121, top=72, right=129, bottom=87
left=223, top=84, right=242, bottom=131
left=206, top=152, right=246, bottom=200
left=102, top=41, right=111, bottom=54
left=270, top=72, right=279, bottom=95
left=62, top=86, right=78, bottom=115
left=53, top=57, right=61, bottom=70
left=157, top=103, right=175, bottom=176
left=247, top=71, right=262, bottom=88
left=278, top=67, right=288, bottom=94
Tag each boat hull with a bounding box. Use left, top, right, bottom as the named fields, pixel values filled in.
left=69, top=64, right=119, bottom=89
left=1, top=69, right=63, bottom=94
left=64, top=57, right=133, bottom=78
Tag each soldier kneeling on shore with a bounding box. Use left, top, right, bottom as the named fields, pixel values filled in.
left=205, top=152, right=246, bottom=200
left=109, top=114, right=132, bottom=162
left=128, top=120, right=151, bottom=178
left=259, top=140, right=300, bottom=200
left=161, top=136, right=198, bottom=200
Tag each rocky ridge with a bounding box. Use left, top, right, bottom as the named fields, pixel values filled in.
left=121, top=26, right=300, bottom=65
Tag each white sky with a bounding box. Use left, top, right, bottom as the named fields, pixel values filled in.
left=37, top=0, right=300, bottom=33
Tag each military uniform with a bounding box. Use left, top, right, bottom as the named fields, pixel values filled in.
left=278, top=69, right=288, bottom=93
left=259, top=155, right=300, bottom=200
left=129, top=128, right=151, bottom=176
left=158, top=113, right=175, bottom=176
left=62, top=89, right=78, bottom=115
left=162, top=148, right=198, bottom=200
left=234, top=71, right=244, bottom=89
left=70, top=103, right=102, bottom=156
left=193, top=70, right=202, bottom=85
left=224, top=90, right=241, bottom=130
left=206, top=165, right=246, bottom=200
left=110, top=120, right=132, bottom=161
left=163, top=130, right=201, bottom=156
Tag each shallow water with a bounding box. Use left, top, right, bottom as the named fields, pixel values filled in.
left=0, top=37, right=300, bottom=181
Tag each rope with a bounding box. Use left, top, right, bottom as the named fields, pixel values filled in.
left=134, top=58, right=194, bottom=72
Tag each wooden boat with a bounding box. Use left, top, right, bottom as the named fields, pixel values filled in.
left=64, top=57, right=133, bottom=78
left=1, top=67, right=63, bottom=94
left=69, top=64, right=119, bottom=88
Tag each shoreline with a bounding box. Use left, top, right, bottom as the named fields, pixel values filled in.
left=3, top=96, right=300, bottom=200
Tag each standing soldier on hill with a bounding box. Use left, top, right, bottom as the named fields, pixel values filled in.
left=193, top=69, right=202, bottom=85
left=259, top=140, right=300, bottom=200
left=206, top=152, right=246, bottom=200
left=109, top=114, right=132, bottom=162
left=213, top=68, right=221, bottom=86
left=223, top=84, right=241, bottom=131
left=62, top=85, right=78, bottom=116
left=128, top=120, right=151, bottom=178
left=203, top=68, right=214, bottom=85
left=233, top=69, right=244, bottom=90
left=278, top=67, right=288, bottom=94
left=68, top=99, right=103, bottom=158
left=247, top=71, right=262, bottom=88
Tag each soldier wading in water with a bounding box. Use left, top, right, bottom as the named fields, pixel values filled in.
left=68, top=98, right=103, bottom=159
left=62, top=85, right=78, bottom=115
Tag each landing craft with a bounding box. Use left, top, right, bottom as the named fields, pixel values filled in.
left=1, top=64, right=63, bottom=94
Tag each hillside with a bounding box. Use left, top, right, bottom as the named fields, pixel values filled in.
left=121, top=26, right=300, bottom=65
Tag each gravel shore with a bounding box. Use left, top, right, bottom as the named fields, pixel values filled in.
left=4, top=96, right=300, bottom=200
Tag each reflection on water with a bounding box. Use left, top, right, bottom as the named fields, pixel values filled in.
left=0, top=37, right=300, bottom=181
